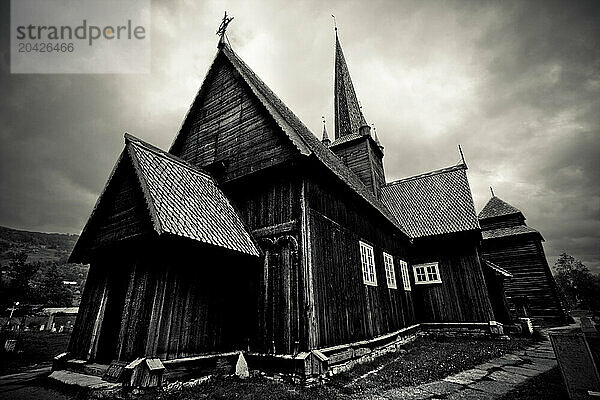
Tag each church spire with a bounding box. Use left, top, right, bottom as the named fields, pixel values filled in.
left=321, top=116, right=331, bottom=146
left=334, top=28, right=369, bottom=140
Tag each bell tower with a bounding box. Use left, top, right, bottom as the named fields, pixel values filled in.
left=330, top=27, right=385, bottom=197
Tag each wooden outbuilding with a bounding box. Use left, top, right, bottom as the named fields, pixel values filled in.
left=479, top=195, right=567, bottom=324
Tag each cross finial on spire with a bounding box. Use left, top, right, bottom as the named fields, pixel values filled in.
left=216, top=11, right=234, bottom=47
left=332, top=14, right=337, bottom=32
left=321, top=116, right=331, bottom=146
left=490, top=186, right=495, bottom=197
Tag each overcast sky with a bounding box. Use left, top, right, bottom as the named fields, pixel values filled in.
left=0, top=0, right=598, bottom=272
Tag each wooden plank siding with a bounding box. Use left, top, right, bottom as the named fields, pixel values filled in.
left=330, top=137, right=385, bottom=198
left=305, top=166, right=414, bottom=348
left=170, top=54, right=298, bottom=183
left=481, top=236, right=565, bottom=320
left=73, top=154, right=155, bottom=255
left=410, top=235, right=495, bottom=323
left=68, top=239, right=261, bottom=363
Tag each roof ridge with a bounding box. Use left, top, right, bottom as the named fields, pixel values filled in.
left=218, top=45, right=408, bottom=237
left=125, top=133, right=213, bottom=180
left=478, top=195, right=523, bottom=220
left=385, top=163, right=467, bottom=187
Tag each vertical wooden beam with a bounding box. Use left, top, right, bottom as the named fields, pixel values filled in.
left=300, top=178, right=317, bottom=349
left=87, top=274, right=108, bottom=360
left=117, top=264, right=136, bottom=361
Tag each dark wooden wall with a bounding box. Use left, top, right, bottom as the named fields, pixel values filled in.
left=72, top=154, right=154, bottom=258
left=482, top=236, right=565, bottom=321
left=170, top=54, right=297, bottom=182
left=305, top=166, right=414, bottom=349
left=480, top=215, right=525, bottom=230
left=68, top=239, right=260, bottom=363
left=410, top=235, right=495, bottom=323
left=330, top=137, right=385, bottom=197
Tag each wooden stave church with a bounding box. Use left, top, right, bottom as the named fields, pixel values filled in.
left=67, top=27, right=555, bottom=371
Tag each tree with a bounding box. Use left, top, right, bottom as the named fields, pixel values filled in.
left=38, top=263, right=73, bottom=307
left=553, top=253, right=600, bottom=311
left=5, top=251, right=40, bottom=304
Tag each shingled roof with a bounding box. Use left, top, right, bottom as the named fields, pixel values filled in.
left=478, top=196, right=523, bottom=220
left=380, top=164, right=480, bottom=239
left=334, top=32, right=368, bottom=139
left=172, top=43, right=406, bottom=235
left=71, top=134, right=260, bottom=262
left=481, top=225, right=543, bottom=241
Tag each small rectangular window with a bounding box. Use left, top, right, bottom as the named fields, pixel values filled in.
left=360, top=241, right=377, bottom=286
left=383, top=252, right=397, bottom=289
left=413, top=262, right=442, bottom=285
left=399, top=260, right=411, bottom=291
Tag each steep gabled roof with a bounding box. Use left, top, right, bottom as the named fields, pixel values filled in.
left=334, top=32, right=368, bottom=139
left=478, top=196, right=523, bottom=220
left=481, top=225, right=543, bottom=241
left=171, top=43, right=407, bottom=236
left=380, top=164, right=480, bottom=239
left=71, top=134, right=260, bottom=262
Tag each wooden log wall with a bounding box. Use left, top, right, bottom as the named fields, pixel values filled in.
left=480, top=214, right=525, bottom=230
left=410, top=236, right=495, bottom=323
left=170, top=54, right=297, bottom=183
left=68, top=239, right=261, bottom=363
left=74, top=155, right=154, bottom=257
left=305, top=167, right=414, bottom=348
left=331, top=137, right=384, bottom=197
left=482, top=236, right=565, bottom=320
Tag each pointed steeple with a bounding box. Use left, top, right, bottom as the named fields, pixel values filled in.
left=334, top=30, right=369, bottom=139
left=321, top=116, right=331, bottom=146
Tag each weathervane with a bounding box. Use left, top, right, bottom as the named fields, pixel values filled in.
left=216, top=11, right=234, bottom=37
left=331, top=14, right=337, bottom=31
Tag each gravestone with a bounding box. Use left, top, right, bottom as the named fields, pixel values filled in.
left=581, top=317, right=598, bottom=335
left=519, top=318, right=533, bottom=336
left=489, top=321, right=504, bottom=336
left=550, top=332, right=600, bottom=400
left=235, top=352, right=249, bottom=379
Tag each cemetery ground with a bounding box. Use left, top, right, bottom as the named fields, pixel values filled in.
left=0, top=330, right=70, bottom=375
left=1, top=333, right=568, bottom=399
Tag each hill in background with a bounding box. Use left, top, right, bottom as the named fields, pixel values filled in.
left=0, top=225, right=79, bottom=267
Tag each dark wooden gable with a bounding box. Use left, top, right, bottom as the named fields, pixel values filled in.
left=70, top=151, right=155, bottom=262
left=170, top=52, right=299, bottom=182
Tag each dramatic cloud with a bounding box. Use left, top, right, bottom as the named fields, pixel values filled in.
left=1, top=0, right=598, bottom=271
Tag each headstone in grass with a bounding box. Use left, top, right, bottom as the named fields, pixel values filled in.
left=550, top=331, right=600, bottom=400
left=235, top=352, right=249, bottom=379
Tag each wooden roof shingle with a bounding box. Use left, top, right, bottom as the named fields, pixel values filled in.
left=380, top=164, right=480, bottom=239
left=126, top=134, right=259, bottom=256
left=481, top=225, right=542, bottom=241
left=478, top=196, right=523, bottom=220
left=70, top=134, right=260, bottom=262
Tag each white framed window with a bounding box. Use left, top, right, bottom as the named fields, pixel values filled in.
left=359, top=241, right=377, bottom=286
left=413, top=262, right=442, bottom=285
left=399, top=260, right=411, bottom=291
left=383, top=252, right=397, bottom=289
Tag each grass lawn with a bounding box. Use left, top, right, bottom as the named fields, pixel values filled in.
left=0, top=331, right=71, bottom=375
left=158, top=336, right=533, bottom=400
left=497, top=366, right=568, bottom=400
